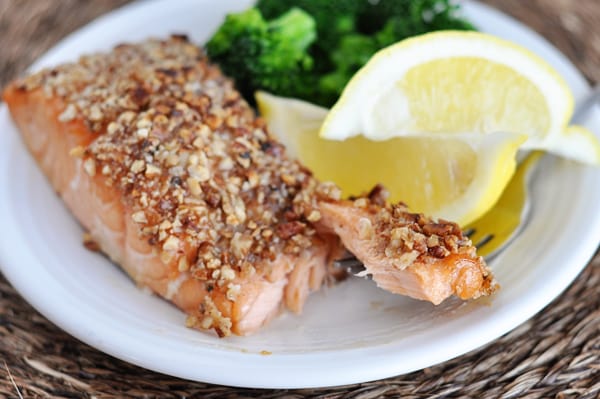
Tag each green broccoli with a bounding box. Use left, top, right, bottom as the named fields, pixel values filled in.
left=207, top=0, right=475, bottom=107
left=357, top=0, right=475, bottom=35
left=206, top=7, right=318, bottom=103
left=257, top=0, right=360, bottom=55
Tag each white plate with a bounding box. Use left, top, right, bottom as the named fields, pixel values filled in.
left=1, top=0, right=599, bottom=389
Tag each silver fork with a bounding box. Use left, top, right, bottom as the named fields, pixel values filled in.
left=336, top=86, right=600, bottom=273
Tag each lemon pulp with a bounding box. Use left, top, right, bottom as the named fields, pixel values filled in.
left=296, top=133, right=475, bottom=210
left=399, top=57, right=550, bottom=136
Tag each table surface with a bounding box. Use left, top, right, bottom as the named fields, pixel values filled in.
left=1, top=1, right=599, bottom=398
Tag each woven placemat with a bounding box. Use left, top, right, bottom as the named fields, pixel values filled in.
left=1, top=1, right=599, bottom=397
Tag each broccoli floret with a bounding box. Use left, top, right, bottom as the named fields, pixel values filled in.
left=206, top=7, right=317, bottom=104
left=317, top=33, right=379, bottom=104
left=358, top=0, right=475, bottom=36
left=257, top=0, right=360, bottom=54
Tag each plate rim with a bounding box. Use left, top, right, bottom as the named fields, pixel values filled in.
left=1, top=0, right=599, bottom=389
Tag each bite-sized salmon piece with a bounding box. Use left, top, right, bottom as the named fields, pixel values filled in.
left=3, top=36, right=343, bottom=337
left=4, top=36, right=496, bottom=337
left=318, top=186, right=497, bottom=305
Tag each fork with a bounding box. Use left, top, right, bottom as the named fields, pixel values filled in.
left=336, top=86, right=600, bottom=272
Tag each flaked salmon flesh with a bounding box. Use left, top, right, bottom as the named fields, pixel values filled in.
left=3, top=36, right=497, bottom=337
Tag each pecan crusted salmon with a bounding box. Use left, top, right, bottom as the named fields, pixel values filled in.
left=319, top=187, right=496, bottom=305
left=3, top=36, right=496, bottom=337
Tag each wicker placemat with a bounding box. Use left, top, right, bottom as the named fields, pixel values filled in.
left=1, top=1, right=599, bottom=397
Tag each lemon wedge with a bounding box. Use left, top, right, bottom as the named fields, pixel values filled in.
left=320, top=31, right=600, bottom=164
left=257, top=91, right=525, bottom=225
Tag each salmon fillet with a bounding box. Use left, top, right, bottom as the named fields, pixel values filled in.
left=3, top=36, right=496, bottom=337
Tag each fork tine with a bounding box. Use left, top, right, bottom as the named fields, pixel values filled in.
left=334, top=255, right=369, bottom=277
left=462, top=227, right=475, bottom=238
left=474, top=234, right=494, bottom=250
